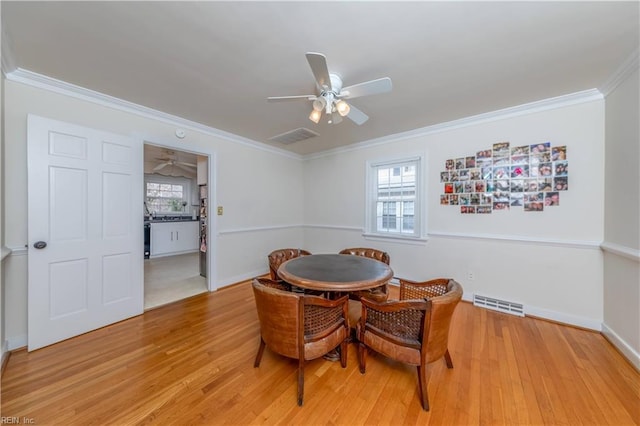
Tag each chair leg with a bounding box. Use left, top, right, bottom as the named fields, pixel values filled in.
left=444, top=348, right=454, bottom=369
left=416, top=365, right=430, bottom=411
left=254, top=337, right=266, bottom=368
left=340, top=340, right=347, bottom=368
left=358, top=342, right=366, bottom=374
left=297, top=358, right=305, bottom=406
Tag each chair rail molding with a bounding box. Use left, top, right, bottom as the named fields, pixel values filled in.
left=217, top=224, right=303, bottom=236
left=428, top=231, right=602, bottom=250
left=600, top=241, right=640, bottom=262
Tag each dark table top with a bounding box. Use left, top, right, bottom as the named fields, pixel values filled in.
left=278, top=254, right=393, bottom=292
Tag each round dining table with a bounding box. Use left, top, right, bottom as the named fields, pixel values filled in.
left=278, top=253, right=393, bottom=294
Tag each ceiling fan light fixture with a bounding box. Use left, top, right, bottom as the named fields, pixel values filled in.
left=335, top=100, right=350, bottom=116
left=309, top=109, right=322, bottom=124
left=312, top=97, right=326, bottom=111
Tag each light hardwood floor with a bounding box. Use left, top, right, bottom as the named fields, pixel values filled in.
left=144, top=252, right=207, bottom=310
left=2, top=281, right=639, bottom=425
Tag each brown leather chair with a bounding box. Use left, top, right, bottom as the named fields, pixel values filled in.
left=338, top=248, right=390, bottom=303
left=268, top=248, right=312, bottom=281
left=252, top=278, right=349, bottom=406
left=254, top=276, right=291, bottom=292
left=267, top=248, right=323, bottom=296
left=356, top=278, right=463, bottom=411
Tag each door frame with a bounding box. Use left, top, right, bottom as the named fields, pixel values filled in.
left=142, top=139, right=216, bottom=293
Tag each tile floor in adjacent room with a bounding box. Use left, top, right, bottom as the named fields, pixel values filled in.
left=144, top=252, right=207, bottom=310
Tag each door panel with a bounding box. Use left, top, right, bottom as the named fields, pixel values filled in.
left=28, top=114, right=143, bottom=350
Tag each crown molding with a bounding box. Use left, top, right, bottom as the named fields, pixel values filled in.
left=5, top=68, right=303, bottom=160
left=304, top=89, right=604, bottom=160
left=5, top=67, right=607, bottom=163
left=599, top=49, right=639, bottom=97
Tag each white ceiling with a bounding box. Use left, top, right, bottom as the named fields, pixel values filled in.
left=2, top=2, right=638, bottom=155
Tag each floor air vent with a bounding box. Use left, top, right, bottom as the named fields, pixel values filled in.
left=473, top=294, right=524, bottom=317
left=268, top=128, right=319, bottom=145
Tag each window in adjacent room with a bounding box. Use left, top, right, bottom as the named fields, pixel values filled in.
left=366, top=156, right=424, bottom=239
left=145, top=176, right=191, bottom=214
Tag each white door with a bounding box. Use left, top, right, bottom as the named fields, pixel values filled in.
left=27, top=115, right=143, bottom=351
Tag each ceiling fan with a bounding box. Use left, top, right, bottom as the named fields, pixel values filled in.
left=152, top=154, right=197, bottom=173
left=268, top=52, right=392, bottom=125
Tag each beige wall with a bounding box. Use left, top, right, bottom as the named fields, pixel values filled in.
left=603, top=66, right=640, bottom=370
left=304, top=98, right=606, bottom=329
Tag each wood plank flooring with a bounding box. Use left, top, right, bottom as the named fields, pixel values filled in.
left=2, top=281, right=639, bottom=425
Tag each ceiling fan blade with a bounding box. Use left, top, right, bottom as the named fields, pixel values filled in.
left=306, top=52, right=332, bottom=91
left=176, top=161, right=196, bottom=168
left=340, top=77, right=392, bottom=99
left=346, top=104, right=369, bottom=125
left=267, top=95, right=316, bottom=102
left=175, top=163, right=196, bottom=173
left=153, top=162, right=169, bottom=171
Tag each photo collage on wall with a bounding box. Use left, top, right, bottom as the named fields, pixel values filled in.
left=440, top=141, right=568, bottom=214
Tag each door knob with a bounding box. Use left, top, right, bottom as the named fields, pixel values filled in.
left=33, top=241, right=47, bottom=249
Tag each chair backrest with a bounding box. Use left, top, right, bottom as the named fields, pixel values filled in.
left=339, top=247, right=390, bottom=265
left=252, top=279, right=301, bottom=359
left=423, top=280, right=463, bottom=364
left=400, top=278, right=450, bottom=300
left=255, top=277, right=291, bottom=292
left=268, top=248, right=312, bottom=280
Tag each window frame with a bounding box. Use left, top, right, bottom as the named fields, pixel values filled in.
left=364, top=155, right=427, bottom=243
left=144, top=175, right=192, bottom=215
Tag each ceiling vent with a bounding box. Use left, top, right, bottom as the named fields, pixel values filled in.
left=268, top=128, right=319, bottom=145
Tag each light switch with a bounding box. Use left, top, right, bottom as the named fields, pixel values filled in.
left=217, top=206, right=223, bottom=215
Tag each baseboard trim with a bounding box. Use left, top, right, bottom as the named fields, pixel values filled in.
left=1, top=341, right=10, bottom=377
left=217, top=269, right=267, bottom=288
left=7, top=335, right=28, bottom=351
left=525, top=305, right=601, bottom=331
left=601, top=323, right=640, bottom=372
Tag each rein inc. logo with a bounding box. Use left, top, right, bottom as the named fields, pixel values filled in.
left=1, top=417, right=35, bottom=424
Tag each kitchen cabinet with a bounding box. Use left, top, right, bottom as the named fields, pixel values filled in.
left=150, top=221, right=199, bottom=257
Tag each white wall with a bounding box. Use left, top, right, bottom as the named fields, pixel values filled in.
left=304, top=98, right=605, bottom=329
left=2, top=78, right=305, bottom=349
left=1, top=55, right=7, bottom=365
left=602, top=65, right=640, bottom=370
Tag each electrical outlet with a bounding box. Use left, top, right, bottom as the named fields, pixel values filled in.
left=467, top=271, right=475, bottom=280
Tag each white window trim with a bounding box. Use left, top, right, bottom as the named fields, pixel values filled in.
left=364, top=154, right=428, bottom=244
left=144, top=174, right=193, bottom=215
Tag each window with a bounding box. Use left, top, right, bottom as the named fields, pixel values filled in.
left=367, top=157, right=424, bottom=239
left=145, top=177, right=191, bottom=214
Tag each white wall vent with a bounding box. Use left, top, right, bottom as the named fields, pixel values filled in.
left=473, top=294, right=524, bottom=317
left=268, top=128, right=319, bottom=145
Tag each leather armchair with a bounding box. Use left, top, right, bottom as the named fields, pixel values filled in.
left=338, top=248, right=390, bottom=303
left=356, top=278, right=463, bottom=411
left=252, top=279, right=349, bottom=406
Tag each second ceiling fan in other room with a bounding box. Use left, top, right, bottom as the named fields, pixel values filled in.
left=268, top=52, right=392, bottom=125
left=152, top=156, right=197, bottom=173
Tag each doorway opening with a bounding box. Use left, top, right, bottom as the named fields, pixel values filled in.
left=143, top=143, right=209, bottom=309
